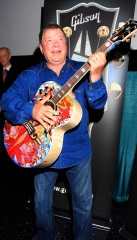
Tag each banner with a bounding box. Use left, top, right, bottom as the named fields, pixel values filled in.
left=43, top=0, right=136, bottom=228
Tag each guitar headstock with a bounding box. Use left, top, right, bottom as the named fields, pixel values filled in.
left=110, top=19, right=137, bottom=43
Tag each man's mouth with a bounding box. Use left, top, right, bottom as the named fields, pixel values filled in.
left=52, top=49, right=61, bottom=53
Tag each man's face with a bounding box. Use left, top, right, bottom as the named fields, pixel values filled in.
left=0, top=49, right=11, bottom=68
left=39, top=28, right=67, bottom=67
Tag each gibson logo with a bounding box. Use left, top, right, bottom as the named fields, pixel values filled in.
left=71, top=12, right=101, bottom=31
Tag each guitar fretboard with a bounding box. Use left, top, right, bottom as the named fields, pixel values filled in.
left=45, top=18, right=137, bottom=108
left=51, top=39, right=113, bottom=106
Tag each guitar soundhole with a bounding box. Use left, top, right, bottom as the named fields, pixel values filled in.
left=44, top=100, right=56, bottom=110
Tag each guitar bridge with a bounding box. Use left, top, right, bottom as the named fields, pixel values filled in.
left=23, top=121, right=37, bottom=139
left=23, top=121, right=45, bottom=139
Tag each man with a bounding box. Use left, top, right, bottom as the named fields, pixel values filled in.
left=1, top=23, right=107, bottom=240
left=0, top=47, right=22, bottom=155
left=0, top=47, right=23, bottom=97
left=0, top=47, right=12, bottom=92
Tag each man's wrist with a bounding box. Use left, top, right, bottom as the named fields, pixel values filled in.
left=89, top=74, right=102, bottom=83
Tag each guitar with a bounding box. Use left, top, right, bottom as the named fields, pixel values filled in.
left=3, top=18, right=137, bottom=168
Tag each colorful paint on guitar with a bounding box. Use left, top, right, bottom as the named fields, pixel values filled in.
left=3, top=81, right=74, bottom=168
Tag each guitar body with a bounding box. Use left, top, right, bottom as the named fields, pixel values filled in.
left=3, top=81, right=82, bottom=168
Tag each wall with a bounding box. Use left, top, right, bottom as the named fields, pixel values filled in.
left=0, top=0, right=44, bottom=56
left=0, top=0, right=137, bottom=56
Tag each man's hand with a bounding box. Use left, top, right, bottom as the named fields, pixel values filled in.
left=32, top=95, right=59, bottom=129
left=88, top=52, right=107, bottom=82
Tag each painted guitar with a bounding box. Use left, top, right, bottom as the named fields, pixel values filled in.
left=3, top=19, right=137, bottom=168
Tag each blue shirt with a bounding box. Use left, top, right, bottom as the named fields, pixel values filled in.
left=1, top=57, right=107, bottom=168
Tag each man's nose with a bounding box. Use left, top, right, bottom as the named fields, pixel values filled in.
left=53, top=40, right=59, bottom=46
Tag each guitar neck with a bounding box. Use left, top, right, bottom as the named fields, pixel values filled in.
left=46, top=19, right=137, bottom=107
left=52, top=61, right=90, bottom=105
left=51, top=38, right=113, bottom=106
left=97, top=39, right=113, bottom=53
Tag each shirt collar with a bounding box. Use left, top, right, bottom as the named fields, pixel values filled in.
left=4, top=64, right=12, bottom=71
left=44, top=56, right=70, bottom=69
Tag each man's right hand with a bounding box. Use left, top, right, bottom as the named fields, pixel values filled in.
left=32, top=95, right=59, bottom=129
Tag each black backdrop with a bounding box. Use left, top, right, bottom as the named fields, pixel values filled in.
left=9, top=0, right=136, bottom=228
left=41, top=0, right=136, bottom=229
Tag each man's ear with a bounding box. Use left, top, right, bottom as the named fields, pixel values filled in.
left=39, top=44, right=43, bottom=54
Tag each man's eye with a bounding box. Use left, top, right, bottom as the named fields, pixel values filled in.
left=47, top=40, right=52, bottom=44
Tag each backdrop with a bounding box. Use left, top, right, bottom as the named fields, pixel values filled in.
left=42, top=0, right=136, bottom=228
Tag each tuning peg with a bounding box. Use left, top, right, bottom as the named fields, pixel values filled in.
left=118, top=22, right=125, bottom=28
left=125, top=39, right=131, bottom=42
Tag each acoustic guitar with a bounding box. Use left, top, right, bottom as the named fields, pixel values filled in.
left=3, top=19, right=137, bottom=168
